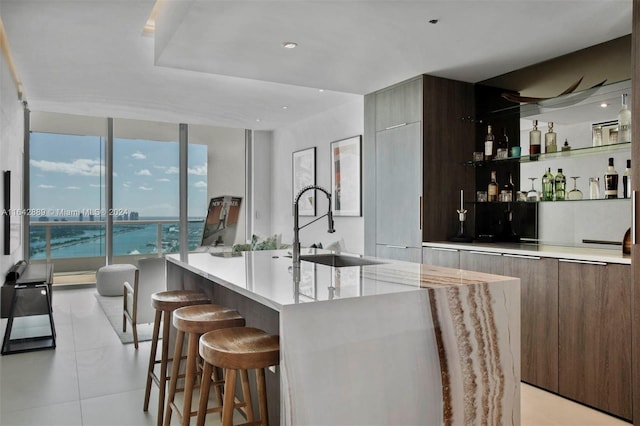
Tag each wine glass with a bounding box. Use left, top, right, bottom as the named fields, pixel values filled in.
left=527, top=177, right=539, bottom=202
left=568, top=177, right=583, bottom=200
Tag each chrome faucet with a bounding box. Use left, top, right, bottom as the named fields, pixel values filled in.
left=292, top=185, right=335, bottom=265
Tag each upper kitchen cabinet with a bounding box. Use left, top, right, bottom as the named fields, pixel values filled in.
left=374, top=78, right=423, bottom=131
left=364, top=75, right=475, bottom=260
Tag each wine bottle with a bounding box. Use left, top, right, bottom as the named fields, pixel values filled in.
left=623, top=159, right=631, bottom=199
left=497, top=127, right=509, bottom=159
left=604, top=157, right=619, bottom=199
left=545, top=122, right=557, bottom=153
left=484, top=125, right=495, bottom=161
left=618, top=93, right=631, bottom=143
left=554, top=168, right=566, bottom=201
left=501, top=172, right=514, bottom=202
left=529, top=120, right=541, bottom=159
left=542, top=168, right=554, bottom=201
left=488, top=170, right=499, bottom=202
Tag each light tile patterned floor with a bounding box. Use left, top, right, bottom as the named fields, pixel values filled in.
left=0, top=287, right=632, bottom=426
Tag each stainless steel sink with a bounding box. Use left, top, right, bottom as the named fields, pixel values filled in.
left=299, top=254, right=382, bottom=267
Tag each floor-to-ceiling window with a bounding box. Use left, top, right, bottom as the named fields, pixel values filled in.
left=29, top=132, right=106, bottom=260
left=26, top=112, right=243, bottom=276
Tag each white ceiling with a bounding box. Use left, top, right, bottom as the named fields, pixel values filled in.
left=0, top=0, right=633, bottom=131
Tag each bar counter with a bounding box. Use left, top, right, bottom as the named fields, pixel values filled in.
left=166, top=249, right=520, bottom=425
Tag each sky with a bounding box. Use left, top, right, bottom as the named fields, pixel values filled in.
left=29, top=132, right=208, bottom=219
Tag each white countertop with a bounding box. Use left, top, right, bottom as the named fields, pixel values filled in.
left=166, top=249, right=515, bottom=312
left=423, top=241, right=631, bottom=264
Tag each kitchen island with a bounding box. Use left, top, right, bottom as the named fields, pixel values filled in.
left=166, top=249, right=520, bottom=425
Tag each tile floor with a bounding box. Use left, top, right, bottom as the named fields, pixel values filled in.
left=0, top=286, right=632, bottom=426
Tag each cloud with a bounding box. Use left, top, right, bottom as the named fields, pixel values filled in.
left=131, top=151, right=146, bottom=160
left=165, top=166, right=179, bottom=175
left=39, top=184, right=55, bottom=189
left=66, top=186, right=80, bottom=190
left=156, top=178, right=171, bottom=182
left=136, top=169, right=152, bottom=176
left=188, top=164, right=207, bottom=176
left=30, top=158, right=103, bottom=176
left=122, top=183, right=130, bottom=188
left=139, top=186, right=153, bottom=191
left=194, top=181, right=207, bottom=188
left=90, top=184, right=105, bottom=188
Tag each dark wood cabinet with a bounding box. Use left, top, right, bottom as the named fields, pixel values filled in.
left=422, top=247, right=460, bottom=269
left=558, top=260, right=632, bottom=420
left=459, top=250, right=503, bottom=275
left=503, top=254, right=558, bottom=392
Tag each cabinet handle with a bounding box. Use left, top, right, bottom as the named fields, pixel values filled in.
left=558, top=259, right=607, bottom=266
left=634, top=190, right=639, bottom=245
left=468, top=251, right=502, bottom=256
left=385, top=123, right=408, bottom=130
left=503, top=254, right=541, bottom=260
left=386, top=245, right=408, bottom=249
left=432, top=247, right=458, bottom=253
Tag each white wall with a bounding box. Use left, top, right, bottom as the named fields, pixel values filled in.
left=267, top=99, right=364, bottom=254
left=0, top=52, right=25, bottom=279
left=189, top=125, right=246, bottom=244
left=252, top=130, right=273, bottom=239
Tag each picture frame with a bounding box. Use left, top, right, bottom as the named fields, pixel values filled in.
left=330, top=135, right=362, bottom=216
left=292, top=147, right=316, bottom=216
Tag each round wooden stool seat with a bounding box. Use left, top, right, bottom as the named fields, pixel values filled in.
left=200, top=327, right=280, bottom=370
left=151, top=290, right=210, bottom=312
left=165, top=304, right=246, bottom=426
left=196, top=327, right=280, bottom=426
left=173, top=304, right=245, bottom=334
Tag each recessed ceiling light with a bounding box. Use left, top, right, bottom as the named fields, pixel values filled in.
left=282, top=42, right=298, bottom=49
left=318, top=89, right=325, bottom=93
left=601, top=103, right=609, bottom=108
left=282, top=106, right=288, bottom=110
left=256, top=118, right=261, bottom=122
left=428, top=19, right=439, bottom=24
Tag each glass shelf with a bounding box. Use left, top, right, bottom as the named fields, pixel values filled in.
left=471, top=197, right=631, bottom=204
left=465, top=141, right=630, bottom=167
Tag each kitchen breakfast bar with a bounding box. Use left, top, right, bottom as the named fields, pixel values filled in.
left=166, top=249, right=520, bottom=425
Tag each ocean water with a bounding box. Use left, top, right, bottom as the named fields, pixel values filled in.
left=29, top=220, right=205, bottom=260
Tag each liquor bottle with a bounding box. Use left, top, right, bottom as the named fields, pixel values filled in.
left=623, top=159, right=631, bottom=199
left=604, top=157, right=619, bottom=199
left=484, top=125, right=495, bottom=161
left=554, top=168, right=566, bottom=201
left=542, top=168, right=554, bottom=201
left=497, top=128, right=509, bottom=159
left=488, top=170, right=499, bottom=202
left=618, top=93, right=631, bottom=143
left=501, top=172, right=514, bottom=202
left=545, top=122, right=557, bottom=153
left=529, top=120, right=541, bottom=159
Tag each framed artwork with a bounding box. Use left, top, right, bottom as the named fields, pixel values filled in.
left=292, top=147, right=316, bottom=216
left=331, top=135, right=362, bottom=216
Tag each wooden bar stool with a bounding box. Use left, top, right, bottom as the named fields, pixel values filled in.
left=143, top=290, right=210, bottom=426
left=196, top=327, right=280, bottom=426
left=164, top=304, right=245, bottom=426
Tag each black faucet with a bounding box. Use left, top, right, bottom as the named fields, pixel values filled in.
left=292, top=185, right=335, bottom=265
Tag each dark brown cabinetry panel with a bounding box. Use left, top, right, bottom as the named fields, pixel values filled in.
left=503, top=255, right=558, bottom=392
left=558, top=261, right=632, bottom=420
left=422, top=247, right=460, bottom=269
left=459, top=250, right=504, bottom=275
left=422, top=76, right=475, bottom=242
